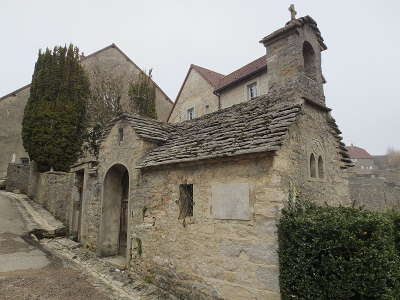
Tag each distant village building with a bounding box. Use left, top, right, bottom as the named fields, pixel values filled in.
left=346, top=145, right=400, bottom=212
left=346, top=145, right=376, bottom=170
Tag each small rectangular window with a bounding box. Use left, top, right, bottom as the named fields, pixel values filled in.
left=20, top=157, right=30, bottom=165
left=179, top=184, right=193, bottom=219
left=187, top=107, right=195, bottom=120
left=118, top=128, right=124, bottom=143
left=247, top=82, right=258, bottom=100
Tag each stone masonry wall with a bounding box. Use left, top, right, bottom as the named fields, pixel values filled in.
left=81, top=46, right=172, bottom=122
left=6, top=163, right=30, bottom=194
left=130, top=155, right=282, bottom=300
left=35, top=171, right=74, bottom=224
left=348, top=169, right=400, bottom=212
left=80, top=119, right=156, bottom=252
left=0, top=87, right=30, bottom=178
left=273, top=102, right=350, bottom=206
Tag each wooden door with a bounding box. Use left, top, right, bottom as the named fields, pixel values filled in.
left=118, top=198, right=128, bottom=255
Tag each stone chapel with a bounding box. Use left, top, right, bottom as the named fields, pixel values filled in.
left=66, top=12, right=352, bottom=300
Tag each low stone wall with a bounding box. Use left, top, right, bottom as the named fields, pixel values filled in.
left=6, top=163, right=30, bottom=194
left=348, top=169, right=400, bottom=212
left=35, top=171, right=74, bottom=224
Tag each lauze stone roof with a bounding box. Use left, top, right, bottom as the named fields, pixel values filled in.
left=105, top=90, right=351, bottom=169
left=138, top=92, right=302, bottom=168
left=101, top=114, right=172, bottom=144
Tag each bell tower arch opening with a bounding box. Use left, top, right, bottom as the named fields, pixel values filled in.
left=303, top=41, right=317, bottom=81
left=99, top=164, right=129, bottom=257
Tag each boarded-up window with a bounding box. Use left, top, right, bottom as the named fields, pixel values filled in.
left=211, top=183, right=250, bottom=220
left=179, top=184, right=193, bottom=219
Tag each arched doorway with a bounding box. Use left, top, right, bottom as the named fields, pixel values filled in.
left=99, top=164, right=129, bottom=257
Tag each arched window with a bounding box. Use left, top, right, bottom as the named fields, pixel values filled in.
left=303, top=41, right=317, bottom=80
left=310, top=153, right=316, bottom=178
left=318, top=156, right=324, bottom=179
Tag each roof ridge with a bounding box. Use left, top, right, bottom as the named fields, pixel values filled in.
left=191, top=64, right=225, bottom=88
left=215, top=54, right=268, bottom=92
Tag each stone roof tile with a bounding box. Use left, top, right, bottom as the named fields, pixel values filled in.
left=101, top=113, right=172, bottom=144
left=139, top=91, right=301, bottom=168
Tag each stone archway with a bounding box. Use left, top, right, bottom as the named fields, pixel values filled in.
left=99, top=164, right=129, bottom=257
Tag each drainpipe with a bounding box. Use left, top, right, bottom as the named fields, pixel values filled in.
left=214, top=91, right=221, bottom=110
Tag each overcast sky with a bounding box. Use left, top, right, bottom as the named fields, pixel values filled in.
left=1, top=0, right=399, bottom=155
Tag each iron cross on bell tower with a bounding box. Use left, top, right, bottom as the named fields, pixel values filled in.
left=289, top=4, right=297, bottom=21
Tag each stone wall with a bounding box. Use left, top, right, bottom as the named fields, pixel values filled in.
left=81, top=45, right=173, bottom=122
left=274, top=102, right=351, bottom=206
left=169, top=68, right=219, bottom=123
left=348, top=169, right=400, bottom=211
left=79, top=119, right=155, bottom=251
left=131, top=155, right=281, bottom=300
left=35, top=171, right=74, bottom=224
left=219, top=71, right=269, bottom=109
left=6, top=163, right=30, bottom=194
left=0, top=87, right=30, bottom=178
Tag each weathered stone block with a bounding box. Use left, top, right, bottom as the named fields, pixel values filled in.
left=211, top=183, right=250, bottom=220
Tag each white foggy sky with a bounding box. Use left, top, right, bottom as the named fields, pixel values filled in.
left=1, top=0, right=399, bottom=155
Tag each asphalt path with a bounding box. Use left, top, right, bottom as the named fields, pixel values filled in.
left=0, top=191, right=112, bottom=300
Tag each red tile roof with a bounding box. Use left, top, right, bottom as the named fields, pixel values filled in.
left=191, top=64, right=224, bottom=88
left=346, top=146, right=373, bottom=159
left=215, top=55, right=267, bottom=92
left=167, top=55, right=268, bottom=122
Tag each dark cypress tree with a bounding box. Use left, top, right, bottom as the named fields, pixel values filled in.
left=22, top=44, right=89, bottom=172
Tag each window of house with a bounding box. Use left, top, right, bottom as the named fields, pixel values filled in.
left=187, top=107, right=195, bottom=120
left=118, top=128, right=124, bottom=143
left=20, top=157, right=30, bottom=165
left=310, top=153, right=316, bottom=178
left=247, top=82, right=258, bottom=100
left=318, top=156, right=324, bottom=179
left=178, top=184, right=193, bottom=219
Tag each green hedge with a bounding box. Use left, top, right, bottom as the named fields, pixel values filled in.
left=389, top=212, right=400, bottom=256
left=278, top=204, right=400, bottom=299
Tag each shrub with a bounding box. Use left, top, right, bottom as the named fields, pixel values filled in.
left=128, top=69, right=156, bottom=119
left=278, top=203, right=400, bottom=299
left=389, top=211, right=400, bottom=256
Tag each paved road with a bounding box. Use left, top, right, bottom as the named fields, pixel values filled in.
left=0, top=191, right=113, bottom=300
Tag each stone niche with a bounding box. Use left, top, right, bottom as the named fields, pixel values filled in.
left=211, top=183, right=251, bottom=220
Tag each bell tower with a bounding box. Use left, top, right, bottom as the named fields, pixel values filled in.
left=260, top=5, right=327, bottom=105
